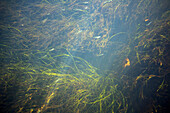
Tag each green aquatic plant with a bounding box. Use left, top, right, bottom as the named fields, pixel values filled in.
left=0, top=0, right=169, bottom=113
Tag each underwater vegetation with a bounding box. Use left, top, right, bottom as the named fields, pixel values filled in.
left=0, top=0, right=170, bottom=113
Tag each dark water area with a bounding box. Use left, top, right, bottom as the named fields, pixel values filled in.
left=0, top=0, right=170, bottom=113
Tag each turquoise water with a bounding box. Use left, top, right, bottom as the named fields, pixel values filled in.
left=0, top=0, right=169, bottom=113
